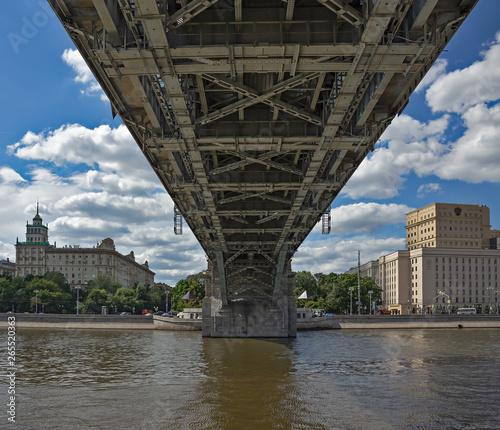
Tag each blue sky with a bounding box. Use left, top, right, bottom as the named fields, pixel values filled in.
left=1, top=1, right=500, bottom=285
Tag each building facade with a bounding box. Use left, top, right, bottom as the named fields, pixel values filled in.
left=374, top=203, right=499, bottom=314
left=345, top=260, right=380, bottom=286
left=378, top=247, right=499, bottom=315
left=15, top=208, right=154, bottom=289
left=0, top=258, right=16, bottom=276
left=347, top=203, right=500, bottom=315
left=406, top=203, right=491, bottom=250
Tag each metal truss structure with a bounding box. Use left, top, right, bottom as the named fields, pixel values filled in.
left=48, top=0, right=479, bottom=309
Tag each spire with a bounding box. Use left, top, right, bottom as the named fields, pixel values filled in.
left=32, top=200, right=42, bottom=224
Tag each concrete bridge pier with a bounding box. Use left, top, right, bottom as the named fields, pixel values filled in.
left=202, top=260, right=297, bottom=338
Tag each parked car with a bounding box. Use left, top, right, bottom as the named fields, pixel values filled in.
left=120, top=311, right=131, bottom=315
left=165, top=310, right=179, bottom=317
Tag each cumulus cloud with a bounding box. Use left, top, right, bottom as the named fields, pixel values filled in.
left=435, top=103, right=500, bottom=182
left=331, top=203, right=412, bottom=234
left=342, top=115, right=449, bottom=199
left=0, top=167, right=26, bottom=184
left=50, top=216, right=130, bottom=243
left=124, top=226, right=206, bottom=283
left=426, top=32, right=500, bottom=113
left=8, top=124, right=160, bottom=185
left=415, top=59, right=448, bottom=93
left=294, top=236, right=405, bottom=274
left=417, top=183, right=441, bottom=199
left=313, top=203, right=413, bottom=235
left=54, top=191, right=173, bottom=223
left=61, top=49, right=107, bottom=100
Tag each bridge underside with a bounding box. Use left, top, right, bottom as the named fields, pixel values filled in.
left=48, top=0, right=478, bottom=337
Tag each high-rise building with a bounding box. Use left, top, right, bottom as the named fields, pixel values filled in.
left=15, top=207, right=154, bottom=289
left=347, top=203, right=500, bottom=315
left=406, top=203, right=491, bottom=250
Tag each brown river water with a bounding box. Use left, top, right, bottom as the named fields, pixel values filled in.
left=2, top=328, right=499, bottom=429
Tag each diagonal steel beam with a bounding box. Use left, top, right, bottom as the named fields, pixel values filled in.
left=235, top=0, right=242, bottom=21
left=197, top=72, right=321, bottom=125
left=210, top=149, right=302, bottom=177
left=285, top=0, right=296, bottom=21
left=316, top=0, right=363, bottom=27
left=166, top=0, right=221, bottom=29
left=218, top=191, right=291, bottom=206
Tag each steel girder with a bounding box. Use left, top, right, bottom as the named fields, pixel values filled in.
left=47, top=0, right=479, bottom=304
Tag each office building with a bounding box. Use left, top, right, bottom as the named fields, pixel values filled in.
left=348, top=203, right=500, bottom=314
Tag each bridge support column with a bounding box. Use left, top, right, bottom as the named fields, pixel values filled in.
left=202, top=260, right=296, bottom=337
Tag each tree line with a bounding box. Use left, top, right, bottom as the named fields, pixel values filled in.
left=0, top=269, right=380, bottom=315
left=0, top=271, right=167, bottom=314
left=293, top=271, right=382, bottom=314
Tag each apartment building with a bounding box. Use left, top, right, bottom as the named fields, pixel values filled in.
left=15, top=207, right=154, bottom=289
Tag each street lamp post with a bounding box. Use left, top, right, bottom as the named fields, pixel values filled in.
left=34, top=289, right=39, bottom=314
left=76, top=286, right=81, bottom=315
left=357, top=249, right=361, bottom=315
left=349, top=287, right=354, bottom=315
left=486, top=287, right=493, bottom=314
left=368, top=290, right=373, bottom=315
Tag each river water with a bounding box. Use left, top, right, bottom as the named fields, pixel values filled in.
left=2, top=328, right=500, bottom=429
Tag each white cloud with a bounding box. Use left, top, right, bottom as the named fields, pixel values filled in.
left=294, top=236, right=405, bottom=274
left=415, top=59, right=448, bottom=93
left=313, top=203, right=413, bottom=235
left=426, top=32, right=500, bottom=113
left=342, top=115, right=449, bottom=199
left=379, top=114, right=449, bottom=142
left=8, top=124, right=160, bottom=186
left=417, top=183, right=441, bottom=198
left=54, top=191, right=173, bottom=223
left=0, top=167, right=26, bottom=184
left=61, top=49, right=106, bottom=100
left=435, top=103, right=500, bottom=182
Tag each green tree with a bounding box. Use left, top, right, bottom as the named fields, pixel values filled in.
left=135, top=284, right=149, bottom=304
left=145, top=286, right=166, bottom=311
left=11, top=277, right=30, bottom=312
left=170, top=272, right=205, bottom=311
left=293, top=271, right=318, bottom=306
left=87, top=275, right=121, bottom=294
left=108, top=287, right=143, bottom=313
left=43, top=271, right=71, bottom=294
left=325, top=274, right=382, bottom=314
left=82, top=289, right=109, bottom=314
left=0, top=277, right=16, bottom=312
left=1, top=270, right=13, bottom=282
left=27, top=278, right=72, bottom=313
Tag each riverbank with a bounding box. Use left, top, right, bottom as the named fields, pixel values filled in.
left=0, top=313, right=155, bottom=330
left=300, top=314, right=500, bottom=330
left=2, top=313, right=500, bottom=331
left=0, top=313, right=500, bottom=331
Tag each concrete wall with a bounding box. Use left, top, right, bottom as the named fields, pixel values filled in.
left=311, top=314, right=500, bottom=330
left=0, top=313, right=154, bottom=330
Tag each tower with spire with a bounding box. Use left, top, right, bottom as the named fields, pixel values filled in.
left=23, top=202, right=50, bottom=245
left=15, top=202, right=51, bottom=278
